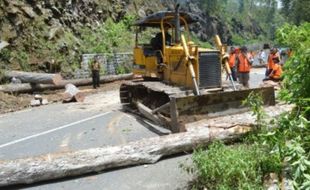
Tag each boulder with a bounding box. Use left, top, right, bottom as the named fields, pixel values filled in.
left=20, top=6, right=37, bottom=19
left=0, top=41, right=9, bottom=50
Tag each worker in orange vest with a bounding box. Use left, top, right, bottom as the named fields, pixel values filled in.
left=263, top=57, right=283, bottom=82
left=266, top=48, right=280, bottom=77
left=236, top=46, right=252, bottom=88
left=228, top=47, right=237, bottom=81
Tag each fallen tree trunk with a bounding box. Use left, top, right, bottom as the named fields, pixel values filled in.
left=0, top=74, right=133, bottom=93
left=4, top=71, right=63, bottom=85
left=62, top=84, right=85, bottom=102
left=0, top=104, right=292, bottom=187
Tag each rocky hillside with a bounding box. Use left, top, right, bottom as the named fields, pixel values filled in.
left=0, top=0, right=265, bottom=79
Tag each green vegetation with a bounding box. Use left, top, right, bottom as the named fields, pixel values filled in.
left=276, top=23, right=310, bottom=118
left=242, top=92, right=266, bottom=126
left=81, top=16, right=135, bottom=54
left=280, top=0, right=310, bottom=25
left=116, top=65, right=131, bottom=75
left=11, top=49, right=30, bottom=71
left=191, top=35, right=213, bottom=49
left=185, top=22, right=310, bottom=190
left=0, top=14, right=136, bottom=77
left=231, top=34, right=247, bottom=45
left=199, top=0, right=285, bottom=42
left=186, top=142, right=277, bottom=190
left=274, top=23, right=310, bottom=188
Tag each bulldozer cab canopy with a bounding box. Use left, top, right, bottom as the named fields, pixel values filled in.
left=134, top=11, right=199, bottom=28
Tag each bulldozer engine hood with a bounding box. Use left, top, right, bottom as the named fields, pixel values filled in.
left=134, top=11, right=199, bottom=28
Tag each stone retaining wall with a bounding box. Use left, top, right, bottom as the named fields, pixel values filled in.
left=75, top=52, right=133, bottom=78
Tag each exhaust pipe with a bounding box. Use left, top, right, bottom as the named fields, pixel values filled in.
left=175, top=3, right=180, bottom=43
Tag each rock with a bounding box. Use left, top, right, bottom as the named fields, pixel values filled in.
left=0, top=23, right=17, bottom=41
left=20, top=6, right=37, bottom=19
left=10, top=77, right=22, bottom=84
left=7, top=6, right=21, bottom=15
left=50, top=6, right=62, bottom=18
left=30, top=99, right=41, bottom=107
left=34, top=94, right=42, bottom=100
left=41, top=99, right=49, bottom=105
left=0, top=41, right=9, bottom=50
left=47, top=26, right=64, bottom=40
left=138, top=9, right=146, bottom=18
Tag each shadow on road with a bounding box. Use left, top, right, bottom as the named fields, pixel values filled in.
left=119, top=108, right=170, bottom=136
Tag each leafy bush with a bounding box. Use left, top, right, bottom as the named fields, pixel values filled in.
left=116, top=65, right=131, bottom=74
left=81, top=17, right=134, bottom=54
left=11, top=49, right=30, bottom=71
left=186, top=87, right=309, bottom=189
left=231, top=34, right=246, bottom=45
left=276, top=23, right=310, bottom=118
left=246, top=108, right=310, bottom=190
left=187, top=142, right=276, bottom=190
left=272, top=24, right=310, bottom=188
left=242, top=91, right=266, bottom=127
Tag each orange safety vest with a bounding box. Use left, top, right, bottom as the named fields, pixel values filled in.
left=268, top=54, right=279, bottom=70
left=229, top=53, right=236, bottom=67
left=270, top=64, right=282, bottom=79
left=238, top=54, right=251, bottom=72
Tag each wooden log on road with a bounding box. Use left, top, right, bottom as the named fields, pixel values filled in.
left=4, top=71, right=63, bottom=85
left=62, top=84, right=85, bottom=102
left=0, top=126, right=250, bottom=187
left=0, top=104, right=293, bottom=187
left=0, top=74, right=134, bottom=93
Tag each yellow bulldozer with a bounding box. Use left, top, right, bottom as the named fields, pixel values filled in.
left=120, top=5, right=275, bottom=132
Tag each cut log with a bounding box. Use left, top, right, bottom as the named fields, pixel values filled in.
left=41, top=99, right=49, bottom=105
left=62, top=84, right=85, bottom=102
left=0, top=74, right=133, bottom=93
left=0, top=104, right=293, bottom=187
left=4, top=71, right=63, bottom=85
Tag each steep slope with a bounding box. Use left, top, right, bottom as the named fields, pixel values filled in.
left=0, top=0, right=266, bottom=79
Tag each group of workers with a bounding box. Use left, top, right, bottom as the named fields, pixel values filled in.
left=228, top=46, right=285, bottom=88
left=228, top=46, right=254, bottom=88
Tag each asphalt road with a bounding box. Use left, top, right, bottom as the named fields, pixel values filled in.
left=0, top=69, right=266, bottom=190
left=0, top=91, right=192, bottom=190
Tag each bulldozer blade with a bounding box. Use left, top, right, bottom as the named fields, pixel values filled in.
left=168, top=86, right=275, bottom=132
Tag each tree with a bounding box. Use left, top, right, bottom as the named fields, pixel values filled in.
left=276, top=23, right=310, bottom=118
left=238, top=0, right=244, bottom=13
left=199, top=0, right=222, bottom=15
left=280, top=0, right=310, bottom=24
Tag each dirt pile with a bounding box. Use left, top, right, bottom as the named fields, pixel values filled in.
left=0, top=92, right=32, bottom=113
